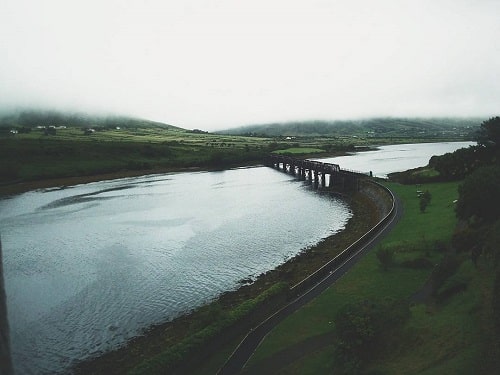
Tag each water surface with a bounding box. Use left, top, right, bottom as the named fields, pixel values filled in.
left=0, top=167, right=350, bottom=374
left=317, top=141, right=474, bottom=177
left=0, top=141, right=473, bottom=374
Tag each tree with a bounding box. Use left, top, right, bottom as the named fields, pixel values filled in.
left=333, top=298, right=410, bottom=374
left=419, top=190, right=431, bottom=213
left=477, top=116, right=500, bottom=149
left=376, top=246, right=394, bottom=270
left=420, top=197, right=429, bottom=213
left=456, top=165, right=500, bottom=222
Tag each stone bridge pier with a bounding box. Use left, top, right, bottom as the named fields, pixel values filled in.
left=265, top=154, right=367, bottom=192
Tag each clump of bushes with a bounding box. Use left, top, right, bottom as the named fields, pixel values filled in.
left=376, top=246, right=394, bottom=271
left=375, top=240, right=442, bottom=270
left=400, top=257, right=434, bottom=269
left=333, top=298, right=410, bottom=374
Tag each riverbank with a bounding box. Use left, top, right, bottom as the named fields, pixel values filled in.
left=72, top=180, right=384, bottom=374
left=0, top=167, right=204, bottom=197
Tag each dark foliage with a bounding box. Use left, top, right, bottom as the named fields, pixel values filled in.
left=431, top=255, right=461, bottom=297
left=400, top=257, right=434, bottom=269
left=451, top=226, right=485, bottom=254
left=376, top=246, right=394, bottom=271
left=419, top=190, right=431, bottom=213
left=456, top=165, right=500, bottom=223
left=476, top=116, right=500, bottom=149
left=334, top=298, right=410, bottom=374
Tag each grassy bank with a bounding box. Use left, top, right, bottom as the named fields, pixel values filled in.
left=0, top=121, right=471, bottom=193
left=242, top=180, right=496, bottom=374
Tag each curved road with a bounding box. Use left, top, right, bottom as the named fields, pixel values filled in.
left=218, top=188, right=403, bottom=375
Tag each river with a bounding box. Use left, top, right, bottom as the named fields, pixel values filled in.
left=316, top=141, right=474, bottom=177
left=0, top=141, right=472, bottom=374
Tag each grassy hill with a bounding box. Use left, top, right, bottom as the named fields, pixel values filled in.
left=221, top=117, right=482, bottom=139
left=0, top=110, right=484, bottom=191
left=0, top=110, right=180, bottom=131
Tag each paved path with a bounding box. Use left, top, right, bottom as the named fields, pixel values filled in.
left=218, top=188, right=403, bottom=375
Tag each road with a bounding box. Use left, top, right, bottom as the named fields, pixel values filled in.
left=218, top=187, right=403, bottom=375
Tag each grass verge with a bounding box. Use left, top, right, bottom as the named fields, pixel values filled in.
left=244, top=180, right=496, bottom=374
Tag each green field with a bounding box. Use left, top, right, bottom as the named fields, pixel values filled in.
left=241, top=181, right=496, bottom=374
left=0, top=126, right=273, bottom=183
left=0, top=111, right=479, bottom=188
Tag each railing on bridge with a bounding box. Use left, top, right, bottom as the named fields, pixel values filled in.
left=265, top=154, right=369, bottom=191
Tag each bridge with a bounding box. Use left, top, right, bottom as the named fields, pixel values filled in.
left=265, top=154, right=369, bottom=191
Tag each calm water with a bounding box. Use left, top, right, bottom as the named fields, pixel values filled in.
left=316, top=141, right=474, bottom=177
left=0, top=141, right=473, bottom=374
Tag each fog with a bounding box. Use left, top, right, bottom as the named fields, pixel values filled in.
left=1, top=0, right=499, bottom=130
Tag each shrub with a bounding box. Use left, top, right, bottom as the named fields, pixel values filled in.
left=400, top=257, right=434, bottom=269
left=452, top=227, right=483, bottom=253
left=333, top=298, right=410, bottom=374
left=456, top=165, right=500, bottom=223
left=376, top=246, right=394, bottom=271
left=419, top=190, right=431, bottom=213
left=431, top=256, right=461, bottom=297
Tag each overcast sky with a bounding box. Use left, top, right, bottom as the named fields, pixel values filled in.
left=1, top=0, right=499, bottom=130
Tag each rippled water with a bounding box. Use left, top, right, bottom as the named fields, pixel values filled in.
left=0, top=141, right=473, bottom=374
left=0, top=167, right=351, bottom=374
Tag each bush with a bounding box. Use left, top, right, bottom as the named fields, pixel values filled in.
left=419, top=190, right=431, bottom=213
left=456, top=165, right=500, bottom=223
left=400, top=257, right=434, bottom=269
left=333, top=298, right=410, bottom=374
left=452, top=227, right=483, bottom=253
left=376, top=246, right=394, bottom=271
left=431, top=256, right=461, bottom=297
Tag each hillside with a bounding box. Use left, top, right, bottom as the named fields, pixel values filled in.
left=221, top=117, right=482, bottom=139
left=0, top=110, right=181, bottom=131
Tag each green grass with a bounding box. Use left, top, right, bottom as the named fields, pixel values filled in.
left=248, top=183, right=486, bottom=374
left=0, top=128, right=276, bottom=183
left=273, top=147, right=326, bottom=155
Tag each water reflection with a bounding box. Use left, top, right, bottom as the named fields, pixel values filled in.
left=0, top=168, right=350, bottom=374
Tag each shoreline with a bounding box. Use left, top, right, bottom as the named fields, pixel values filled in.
left=72, top=184, right=382, bottom=374
left=0, top=166, right=205, bottom=197
left=0, top=165, right=383, bottom=374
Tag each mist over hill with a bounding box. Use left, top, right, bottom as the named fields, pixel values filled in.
left=0, top=110, right=484, bottom=140
left=0, top=110, right=180, bottom=131
left=220, top=118, right=483, bottom=138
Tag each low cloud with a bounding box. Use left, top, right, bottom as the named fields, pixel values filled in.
left=1, top=0, right=498, bottom=130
